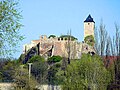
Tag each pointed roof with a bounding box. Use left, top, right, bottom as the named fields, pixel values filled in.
left=84, top=14, right=95, bottom=23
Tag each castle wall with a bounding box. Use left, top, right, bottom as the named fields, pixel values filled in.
left=24, top=36, right=93, bottom=59
left=23, top=34, right=95, bottom=59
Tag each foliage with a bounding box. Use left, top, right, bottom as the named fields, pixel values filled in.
left=0, top=59, right=38, bottom=89
left=31, top=60, right=48, bottom=84
left=47, top=56, right=62, bottom=85
left=59, top=35, right=78, bottom=41
left=14, top=65, right=38, bottom=90
left=0, top=59, right=18, bottom=82
left=48, top=55, right=62, bottom=64
left=0, top=59, right=39, bottom=89
left=0, top=0, right=24, bottom=57
left=84, top=35, right=95, bottom=46
left=47, top=62, right=62, bottom=85
left=0, top=72, right=3, bottom=82
left=48, top=35, right=56, bottom=38
left=28, top=55, right=45, bottom=63
left=57, top=54, right=112, bottom=90
left=18, top=54, right=25, bottom=63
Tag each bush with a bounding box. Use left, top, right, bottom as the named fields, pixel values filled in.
left=48, top=35, right=56, bottom=38
left=48, top=56, right=62, bottom=63
left=84, top=35, right=95, bottom=46
left=28, top=55, right=45, bottom=63
left=59, top=35, right=78, bottom=41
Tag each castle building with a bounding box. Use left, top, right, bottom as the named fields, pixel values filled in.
left=84, top=14, right=95, bottom=38
left=22, top=15, right=95, bottom=63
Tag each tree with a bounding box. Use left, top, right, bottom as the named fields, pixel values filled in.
left=111, top=24, right=120, bottom=86
left=95, top=21, right=120, bottom=88
left=59, top=35, right=78, bottom=41
left=0, top=59, right=18, bottom=82
left=48, top=35, right=56, bottom=38
left=95, top=20, right=108, bottom=56
left=0, top=58, right=38, bottom=89
left=84, top=35, right=95, bottom=46
left=27, top=55, right=48, bottom=84
left=31, top=60, right=48, bottom=84
left=47, top=63, right=61, bottom=85
left=28, top=55, right=45, bottom=63
left=14, top=65, right=38, bottom=90
left=0, top=0, right=24, bottom=57
left=48, top=55, right=62, bottom=64
left=57, top=54, right=111, bottom=90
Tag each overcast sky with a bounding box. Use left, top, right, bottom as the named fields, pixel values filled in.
left=15, top=0, right=120, bottom=58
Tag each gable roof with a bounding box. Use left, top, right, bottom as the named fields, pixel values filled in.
left=84, top=14, right=95, bottom=23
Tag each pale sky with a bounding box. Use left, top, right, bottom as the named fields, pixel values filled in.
left=15, top=0, right=120, bottom=58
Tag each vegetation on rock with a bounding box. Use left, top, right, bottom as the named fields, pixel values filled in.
left=48, top=55, right=62, bottom=64
left=48, top=35, right=56, bottom=38
left=59, top=35, right=78, bottom=41
left=84, top=35, right=95, bottom=46
left=28, top=55, right=45, bottom=63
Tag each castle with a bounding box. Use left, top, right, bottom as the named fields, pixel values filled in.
left=22, top=14, right=95, bottom=62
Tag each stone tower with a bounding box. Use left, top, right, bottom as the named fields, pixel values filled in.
left=84, top=14, right=95, bottom=38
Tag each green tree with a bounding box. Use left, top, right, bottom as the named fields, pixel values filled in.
left=1, top=60, right=18, bottom=82
left=58, top=54, right=111, bottom=90
left=48, top=55, right=62, bottom=64
left=0, top=0, right=24, bottom=57
left=59, top=35, right=78, bottom=41
left=28, top=55, right=45, bottom=63
left=48, top=63, right=61, bottom=85
left=31, top=60, right=48, bottom=84
left=14, top=65, right=38, bottom=90
left=48, top=35, right=56, bottom=38
left=84, top=35, right=95, bottom=46
left=47, top=56, right=62, bottom=85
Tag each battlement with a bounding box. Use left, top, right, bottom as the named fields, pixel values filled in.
left=39, top=35, right=77, bottom=42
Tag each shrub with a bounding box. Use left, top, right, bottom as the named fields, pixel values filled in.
left=84, top=35, right=95, bottom=46
left=28, top=55, right=45, bottom=63
left=48, top=35, right=56, bottom=38
left=48, top=56, right=62, bottom=63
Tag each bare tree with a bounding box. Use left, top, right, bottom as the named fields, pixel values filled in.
left=95, top=20, right=108, bottom=56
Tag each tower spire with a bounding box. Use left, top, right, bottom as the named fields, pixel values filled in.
left=84, top=14, right=94, bottom=23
